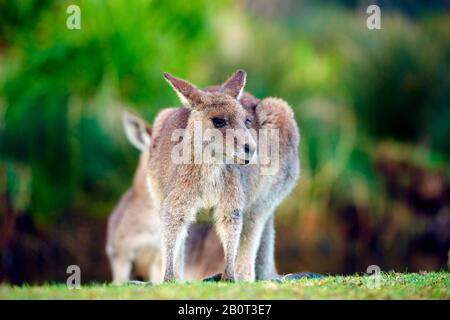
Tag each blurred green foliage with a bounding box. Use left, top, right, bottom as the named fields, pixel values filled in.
left=0, top=0, right=225, bottom=222
left=0, top=0, right=449, bottom=229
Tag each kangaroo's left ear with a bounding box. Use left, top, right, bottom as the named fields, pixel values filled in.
left=122, top=110, right=152, bottom=152
left=221, top=69, right=247, bottom=100
left=163, top=72, right=204, bottom=109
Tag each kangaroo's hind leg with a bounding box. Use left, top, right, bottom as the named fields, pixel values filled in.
left=255, top=213, right=279, bottom=280
left=255, top=214, right=323, bottom=281
left=109, top=252, right=133, bottom=284
left=236, top=206, right=273, bottom=281
left=148, top=250, right=162, bottom=284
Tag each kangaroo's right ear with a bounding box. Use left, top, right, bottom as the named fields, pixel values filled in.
left=163, top=72, right=204, bottom=109
left=221, top=69, right=247, bottom=100
left=122, top=111, right=152, bottom=152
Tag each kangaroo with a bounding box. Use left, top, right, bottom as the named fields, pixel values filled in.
left=147, top=70, right=256, bottom=282
left=147, top=70, right=300, bottom=282
left=241, top=96, right=300, bottom=280
left=106, top=111, right=224, bottom=284
left=202, top=86, right=301, bottom=281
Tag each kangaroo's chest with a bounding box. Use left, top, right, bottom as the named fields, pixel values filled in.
left=199, top=167, right=226, bottom=209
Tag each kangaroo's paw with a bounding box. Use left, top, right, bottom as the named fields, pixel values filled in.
left=282, top=272, right=323, bottom=281
left=202, top=273, right=223, bottom=282
left=220, top=274, right=236, bottom=282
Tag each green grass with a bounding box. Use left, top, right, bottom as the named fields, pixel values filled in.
left=1, top=272, right=449, bottom=300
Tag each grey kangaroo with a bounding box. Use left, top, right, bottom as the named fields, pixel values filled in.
left=147, top=70, right=300, bottom=282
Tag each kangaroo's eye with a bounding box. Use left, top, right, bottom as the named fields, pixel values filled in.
left=245, top=118, right=252, bottom=129
left=212, top=117, right=226, bottom=128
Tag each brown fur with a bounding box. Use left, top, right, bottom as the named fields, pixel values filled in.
left=148, top=70, right=299, bottom=281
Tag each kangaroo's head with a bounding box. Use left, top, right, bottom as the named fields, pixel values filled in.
left=163, top=70, right=256, bottom=165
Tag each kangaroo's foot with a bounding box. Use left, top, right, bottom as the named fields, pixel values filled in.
left=220, top=273, right=236, bottom=282
left=202, top=273, right=223, bottom=282
left=204, top=272, right=322, bottom=282
left=263, top=274, right=284, bottom=282
left=281, top=272, right=323, bottom=281
left=203, top=272, right=237, bottom=282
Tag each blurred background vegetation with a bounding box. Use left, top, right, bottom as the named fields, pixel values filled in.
left=0, top=0, right=449, bottom=284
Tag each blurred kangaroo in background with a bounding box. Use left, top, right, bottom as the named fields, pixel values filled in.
left=148, top=70, right=300, bottom=282
left=106, top=111, right=223, bottom=284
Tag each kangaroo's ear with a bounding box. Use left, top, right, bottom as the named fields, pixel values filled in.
left=163, top=72, right=203, bottom=108
left=122, top=110, right=152, bottom=152
left=221, top=69, right=247, bottom=100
